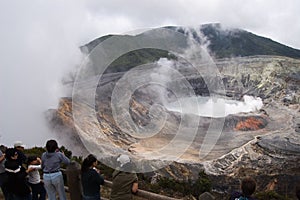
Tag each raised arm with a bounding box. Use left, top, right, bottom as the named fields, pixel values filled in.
left=59, top=152, right=70, bottom=165
left=0, top=152, right=5, bottom=162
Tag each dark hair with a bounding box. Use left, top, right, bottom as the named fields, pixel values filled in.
left=46, top=139, right=58, bottom=153
left=27, top=155, right=37, bottom=165
left=0, top=145, right=7, bottom=153
left=81, top=154, right=97, bottom=173
left=241, top=177, right=256, bottom=197
left=5, top=148, right=17, bottom=160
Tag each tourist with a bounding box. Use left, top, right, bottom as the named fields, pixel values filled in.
left=4, top=148, right=33, bottom=200
left=0, top=149, right=8, bottom=199
left=230, top=177, right=257, bottom=200
left=27, top=155, right=46, bottom=200
left=81, top=154, right=104, bottom=200
left=13, top=141, right=27, bottom=166
left=41, top=139, right=70, bottom=200
left=110, top=154, right=138, bottom=200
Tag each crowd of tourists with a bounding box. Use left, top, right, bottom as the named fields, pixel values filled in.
left=0, top=140, right=138, bottom=200
left=0, top=140, right=299, bottom=200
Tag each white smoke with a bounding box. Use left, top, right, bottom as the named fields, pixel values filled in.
left=165, top=95, right=263, bottom=118
left=148, top=58, right=175, bottom=103
left=0, top=1, right=87, bottom=147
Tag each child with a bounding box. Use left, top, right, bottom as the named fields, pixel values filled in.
left=27, top=156, right=46, bottom=200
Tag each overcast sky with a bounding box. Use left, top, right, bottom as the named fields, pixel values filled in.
left=0, top=0, right=299, bottom=148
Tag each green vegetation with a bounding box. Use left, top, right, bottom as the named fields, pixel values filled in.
left=23, top=146, right=45, bottom=157
left=81, top=34, right=177, bottom=76
left=144, top=170, right=212, bottom=198
left=23, top=145, right=72, bottom=159
left=255, top=190, right=292, bottom=200
left=104, top=48, right=176, bottom=74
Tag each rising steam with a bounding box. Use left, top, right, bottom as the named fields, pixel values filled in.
left=165, top=95, right=263, bottom=118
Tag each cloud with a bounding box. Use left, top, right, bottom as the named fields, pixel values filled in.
left=83, top=0, right=300, bottom=48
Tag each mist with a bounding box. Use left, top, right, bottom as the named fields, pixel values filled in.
left=0, top=1, right=87, bottom=147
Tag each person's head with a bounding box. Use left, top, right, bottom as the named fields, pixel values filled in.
left=81, top=154, right=97, bottom=173
left=14, top=141, right=25, bottom=151
left=0, top=145, right=7, bottom=153
left=45, top=139, right=58, bottom=153
left=27, top=155, right=38, bottom=165
left=5, top=148, right=18, bottom=160
left=241, top=177, right=256, bottom=197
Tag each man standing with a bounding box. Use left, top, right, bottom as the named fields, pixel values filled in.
left=13, top=141, right=27, bottom=165
left=110, top=155, right=138, bottom=200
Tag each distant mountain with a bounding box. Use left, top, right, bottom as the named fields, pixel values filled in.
left=199, top=23, right=300, bottom=59
left=80, top=23, right=300, bottom=74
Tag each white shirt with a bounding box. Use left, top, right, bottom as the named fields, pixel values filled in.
left=28, top=164, right=42, bottom=184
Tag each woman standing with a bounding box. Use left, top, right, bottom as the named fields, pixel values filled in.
left=41, top=139, right=70, bottom=200
left=81, top=154, right=104, bottom=200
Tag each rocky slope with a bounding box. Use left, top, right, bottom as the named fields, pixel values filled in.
left=48, top=54, right=300, bottom=198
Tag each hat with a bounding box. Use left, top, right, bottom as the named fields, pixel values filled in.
left=117, top=154, right=130, bottom=167
left=14, top=141, right=25, bottom=148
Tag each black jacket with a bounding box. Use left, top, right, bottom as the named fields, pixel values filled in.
left=81, top=168, right=104, bottom=196
left=5, top=159, right=31, bottom=196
